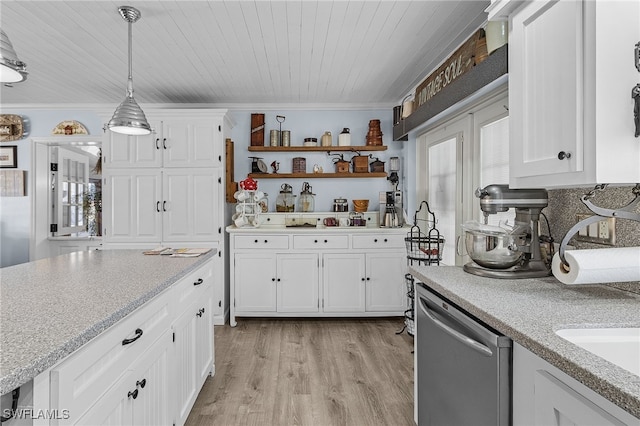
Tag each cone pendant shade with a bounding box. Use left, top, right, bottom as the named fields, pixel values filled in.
left=108, top=6, right=151, bottom=136
left=0, top=29, right=28, bottom=83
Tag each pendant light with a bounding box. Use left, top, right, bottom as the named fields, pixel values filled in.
left=108, top=6, right=151, bottom=136
left=0, top=29, right=28, bottom=83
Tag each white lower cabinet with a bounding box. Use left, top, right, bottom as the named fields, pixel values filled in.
left=49, top=260, right=214, bottom=426
left=229, top=228, right=407, bottom=326
left=322, top=252, right=406, bottom=313
left=76, top=330, right=171, bottom=426
left=233, top=253, right=319, bottom=313
left=513, top=343, right=637, bottom=425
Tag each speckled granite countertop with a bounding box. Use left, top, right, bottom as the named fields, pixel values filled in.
left=409, top=265, right=640, bottom=419
left=0, top=249, right=215, bottom=395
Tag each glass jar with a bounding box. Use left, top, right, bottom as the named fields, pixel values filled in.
left=257, top=193, right=269, bottom=213
left=297, top=182, right=315, bottom=212
left=275, top=183, right=296, bottom=212
left=333, top=197, right=348, bottom=212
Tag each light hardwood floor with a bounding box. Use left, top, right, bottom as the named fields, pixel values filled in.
left=185, top=318, right=415, bottom=426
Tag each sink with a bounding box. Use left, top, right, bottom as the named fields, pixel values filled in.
left=556, top=328, right=640, bottom=376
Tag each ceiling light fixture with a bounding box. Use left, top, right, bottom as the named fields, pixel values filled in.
left=0, top=29, right=28, bottom=83
left=108, top=6, right=151, bottom=136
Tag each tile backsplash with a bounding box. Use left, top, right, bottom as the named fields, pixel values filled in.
left=546, top=185, right=640, bottom=293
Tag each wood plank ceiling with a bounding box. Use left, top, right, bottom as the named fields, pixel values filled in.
left=0, top=1, right=489, bottom=106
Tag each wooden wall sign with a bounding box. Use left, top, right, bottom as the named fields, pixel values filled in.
left=250, top=113, right=265, bottom=146
left=414, top=29, right=486, bottom=111
left=0, top=114, right=24, bottom=142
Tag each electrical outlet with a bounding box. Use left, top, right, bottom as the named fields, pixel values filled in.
left=574, top=214, right=616, bottom=245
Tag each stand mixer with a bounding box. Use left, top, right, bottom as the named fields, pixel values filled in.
left=463, top=184, right=551, bottom=279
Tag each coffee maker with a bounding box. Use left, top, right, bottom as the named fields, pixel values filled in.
left=463, top=184, right=551, bottom=278
left=380, top=191, right=404, bottom=228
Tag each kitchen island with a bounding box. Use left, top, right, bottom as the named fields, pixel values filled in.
left=409, top=265, right=640, bottom=422
left=0, top=249, right=216, bottom=425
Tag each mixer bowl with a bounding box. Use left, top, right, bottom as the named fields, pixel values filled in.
left=462, top=222, right=525, bottom=269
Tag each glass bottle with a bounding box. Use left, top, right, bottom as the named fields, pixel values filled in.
left=297, top=182, right=315, bottom=212
left=275, top=183, right=296, bottom=212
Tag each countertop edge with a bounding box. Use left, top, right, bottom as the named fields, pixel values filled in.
left=409, top=266, right=640, bottom=420
left=0, top=250, right=215, bottom=395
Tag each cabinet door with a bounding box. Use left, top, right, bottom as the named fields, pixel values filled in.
left=234, top=253, right=277, bottom=312
left=162, top=120, right=222, bottom=168
left=533, top=370, right=627, bottom=426
left=103, top=126, right=162, bottom=168
left=130, top=332, right=172, bottom=426
left=103, top=169, right=162, bottom=243
left=277, top=253, right=319, bottom=313
left=162, top=168, right=221, bottom=242
left=365, top=252, right=406, bottom=312
left=509, top=0, right=584, bottom=178
left=322, top=253, right=365, bottom=313
left=173, top=299, right=199, bottom=426
left=195, top=289, right=214, bottom=386
left=72, top=371, right=133, bottom=426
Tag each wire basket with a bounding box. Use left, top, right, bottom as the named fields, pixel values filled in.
left=405, top=201, right=444, bottom=266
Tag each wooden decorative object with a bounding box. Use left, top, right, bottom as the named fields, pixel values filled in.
left=250, top=113, right=265, bottom=146
left=414, top=29, right=485, bottom=112
left=0, top=115, right=24, bottom=142
left=225, top=138, right=238, bottom=203
left=52, top=120, right=88, bottom=135
left=352, top=156, right=369, bottom=173
left=292, top=157, right=306, bottom=173
left=335, top=160, right=350, bottom=173
left=0, top=170, right=26, bottom=196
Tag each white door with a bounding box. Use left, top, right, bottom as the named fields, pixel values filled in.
left=131, top=333, right=171, bottom=426
left=103, top=169, right=162, bottom=243
left=162, top=120, right=220, bottom=168
left=365, top=252, right=406, bottom=312
left=103, top=126, right=161, bottom=168
left=53, top=147, right=90, bottom=236
left=509, top=0, right=584, bottom=178
left=277, top=253, right=319, bottom=312
left=234, top=253, right=277, bottom=312
left=162, top=168, right=220, bottom=242
left=173, top=300, right=199, bottom=426
left=322, top=253, right=365, bottom=313
left=195, top=291, right=214, bottom=386
left=71, top=372, right=133, bottom=425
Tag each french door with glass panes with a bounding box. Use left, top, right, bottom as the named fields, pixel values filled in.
left=53, top=147, right=90, bottom=236
left=416, top=92, right=510, bottom=266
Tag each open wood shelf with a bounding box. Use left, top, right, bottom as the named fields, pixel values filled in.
left=248, top=172, right=388, bottom=179
left=248, top=145, right=387, bottom=152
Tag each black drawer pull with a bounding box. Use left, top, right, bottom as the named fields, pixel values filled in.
left=155, top=138, right=160, bottom=150
left=324, top=239, right=328, bottom=243
left=314, top=239, right=318, bottom=243
left=374, top=239, right=378, bottom=242
left=156, top=201, right=160, bottom=212
left=384, top=239, right=388, bottom=242
left=122, top=328, right=143, bottom=346
left=254, top=239, right=259, bottom=243
left=162, top=138, right=167, bottom=149
left=136, top=379, right=146, bottom=389
left=128, top=389, right=138, bottom=399
left=162, top=201, right=167, bottom=211
left=194, top=278, right=203, bottom=286
left=264, top=239, right=268, bottom=243
left=196, top=308, right=205, bottom=317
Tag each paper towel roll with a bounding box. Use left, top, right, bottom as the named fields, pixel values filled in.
left=552, top=247, right=640, bottom=285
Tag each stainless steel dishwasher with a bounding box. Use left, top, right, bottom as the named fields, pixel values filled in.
left=415, top=283, right=511, bottom=425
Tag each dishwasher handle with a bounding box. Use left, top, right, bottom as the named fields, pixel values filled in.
left=419, top=296, right=493, bottom=357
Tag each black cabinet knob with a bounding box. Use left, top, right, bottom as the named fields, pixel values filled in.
left=558, top=151, right=571, bottom=160
left=128, top=389, right=138, bottom=400
left=136, top=379, right=146, bottom=389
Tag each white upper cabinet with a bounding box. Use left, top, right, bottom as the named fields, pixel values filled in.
left=103, top=110, right=227, bottom=169
left=508, top=0, right=640, bottom=188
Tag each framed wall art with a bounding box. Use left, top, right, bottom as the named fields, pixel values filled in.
left=0, top=146, right=18, bottom=168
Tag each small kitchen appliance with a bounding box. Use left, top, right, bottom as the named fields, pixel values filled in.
left=379, top=191, right=404, bottom=228
left=463, top=184, right=551, bottom=279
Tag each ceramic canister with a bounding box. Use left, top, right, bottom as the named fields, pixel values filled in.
left=338, top=128, right=351, bottom=146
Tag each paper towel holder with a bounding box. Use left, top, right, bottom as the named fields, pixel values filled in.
left=558, top=183, right=640, bottom=268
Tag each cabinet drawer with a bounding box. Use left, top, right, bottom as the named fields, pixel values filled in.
left=293, top=235, right=349, bottom=249
left=172, top=261, right=213, bottom=313
left=352, top=234, right=405, bottom=249
left=234, top=235, right=289, bottom=249
left=50, top=289, right=172, bottom=418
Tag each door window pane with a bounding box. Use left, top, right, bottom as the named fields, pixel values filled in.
left=428, top=138, right=457, bottom=265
